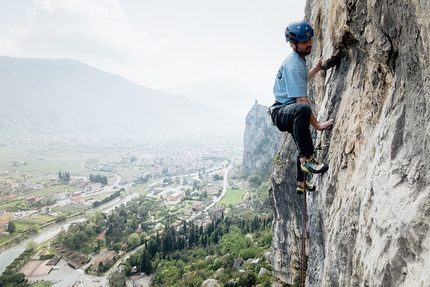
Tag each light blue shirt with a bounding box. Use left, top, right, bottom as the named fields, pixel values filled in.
left=273, top=51, right=308, bottom=106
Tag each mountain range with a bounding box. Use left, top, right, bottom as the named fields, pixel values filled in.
left=162, top=80, right=258, bottom=121
left=0, top=56, right=244, bottom=139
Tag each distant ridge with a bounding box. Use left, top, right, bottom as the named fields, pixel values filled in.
left=0, top=56, right=242, bottom=139
left=162, top=80, right=257, bottom=121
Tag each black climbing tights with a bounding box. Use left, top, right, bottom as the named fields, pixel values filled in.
left=271, top=102, right=314, bottom=182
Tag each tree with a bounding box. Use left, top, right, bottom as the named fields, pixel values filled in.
left=16, top=201, right=26, bottom=210
left=108, top=269, right=126, bottom=287
left=112, top=242, right=122, bottom=252
left=56, top=214, right=67, bottom=223
left=7, top=221, right=16, bottom=234
left=2, top=272, right=28, bottom=287
left=89, top=173, right=108, bottom=185
left=213, top=174, right=223, bottom=181
left=94, top=240, right=101, bottom=254
left=32, top=224, right=40, bottom=233
left=27, top=240, right=38, bottom=250
left=98, top=261, right=105, bottom=273
left=64, top=171, right=70, bottom=182
left=128, top=233, right=141, bottom=249
left=58, top=170, right=70, bottom=182
left=141, top=249, right=152, bottom=275
left=58, top=227, right=66, bottom=244
left=147, top=238, right=158, bottom=258
left=238, top=271, right=256, bottom=287
left=182, top=220, right=187, bottom=234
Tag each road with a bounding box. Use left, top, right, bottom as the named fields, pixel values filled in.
left=189, top=166, right=231, bottom=221
left=0, top=177, right=136, bottom=274
left=204, top=166, right=231, bottom=211
left=0, top=190, right=138, bottom=286
left=1, top=165, right=232, bottom=286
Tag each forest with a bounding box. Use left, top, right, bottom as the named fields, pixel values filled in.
left=110, top=211, right=273, bottom=287
left=51, top=191, right=273, bottom=287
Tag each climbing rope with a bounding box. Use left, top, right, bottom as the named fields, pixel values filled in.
left=301, top=172, right=307, bottom=287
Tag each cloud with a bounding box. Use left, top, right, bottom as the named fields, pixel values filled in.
left=0, top=37, right=21, bottom=56
left=0, top=0, right=306, bottom=104
left=27, top=0, right=140, bottom=52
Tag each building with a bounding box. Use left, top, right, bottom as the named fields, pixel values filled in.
left=68, top=262, right=80, bottom=269
left=70, top=191, right=84, bottom=205
left=183, top=177, right=195, bottom=185
left=157, top=189, right=172, bottom=200
left=209, top=206, right=225, bottom=219
left=72, top=191, right=83, bottom=197
left=0, top=179, right=18, bottom=193
left=70, top=197, right=84, bottom=205
left=47, top=256, right=61, bottom=266
left=69, top=176, right=88, bottom=185
left=5, top=195, right=18, bottom=203
left=26, top=196, right=41, bottom=206
left=168, top=191, right=183, bottom=202
left=0, top=210, right=14, bottom=222
left=86, top=183, right=102, bottom=192
left=193, top=201, right=203, bottom=211
left=93, top=251, right=117, bottom=269
left=95, top=230, right=107, bottom=241
left=40, top=206, right=53, bottom=215
left=152, top=187, right=165, bottom=195
left=0, top=222, right=8, bottom=232
left=54, top=191, right=69, bottom=201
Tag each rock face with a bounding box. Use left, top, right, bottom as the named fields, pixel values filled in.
left=269, top=1, right=430, bottom=286
left=242, top=101, right=281, bottom=177
left=201, top=278, right=220, bottom=287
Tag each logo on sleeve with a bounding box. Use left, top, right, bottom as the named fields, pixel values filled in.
left=277, top=68, right=283, bottom=79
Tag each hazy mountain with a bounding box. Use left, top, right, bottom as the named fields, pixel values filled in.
left=162, top=80, right=258, bottom=121
left=0, top=56, right=243, bottom=139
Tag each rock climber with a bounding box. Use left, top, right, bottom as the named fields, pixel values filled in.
left=269, top=20, right=334, bottom=194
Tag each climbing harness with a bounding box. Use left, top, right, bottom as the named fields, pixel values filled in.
left=301, top=172, right=307, bottom=287
left=267, top=101, right=287, bottom=126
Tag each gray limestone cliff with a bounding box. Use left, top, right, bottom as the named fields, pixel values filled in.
left=242, top=101, right=280, bottom=177
left=269, top=0, right=430, bottom=286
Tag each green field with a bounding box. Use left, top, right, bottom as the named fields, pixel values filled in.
left=0, top=199, right=25, bottom=210
left=0, top=233, right=20, bottom=245
left=0, top=142, right=131, bottom=206
left=216, top=189, right=246, bottom=207
left=0, top=141, right=136, bottom=180
left=114, top=167, right=146, bottom=182
left=26, top=184, right=74, bottom=197
left=14, top=221, right=39, bottom=233
left=85, top=191, right=115, bottom=201
left=34, top=214, right=56, bottom=223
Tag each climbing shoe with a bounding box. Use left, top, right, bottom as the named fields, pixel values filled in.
left=296, top=182, right=316, bottom=194
left=301, top=155, right=329, bottom=174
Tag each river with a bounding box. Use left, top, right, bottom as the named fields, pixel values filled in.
left=0, top=192, right=138, bottom=274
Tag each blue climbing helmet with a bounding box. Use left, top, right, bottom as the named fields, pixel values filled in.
left=285, top=20, right=314, bottom=44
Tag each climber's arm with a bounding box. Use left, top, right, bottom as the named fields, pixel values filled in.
left=308, top=57, right=323, bottom=82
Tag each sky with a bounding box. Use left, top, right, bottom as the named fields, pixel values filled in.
left=0, top=0, right=305, bottom=106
